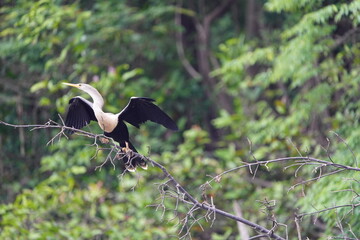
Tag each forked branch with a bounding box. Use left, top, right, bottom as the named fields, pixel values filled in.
left=0, top=119, right=285, bottom=239
left=3, top=119, right=360, bottom=238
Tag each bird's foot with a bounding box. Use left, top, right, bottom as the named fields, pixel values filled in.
left=122, top=142, right=136, bottom=172
left=122, top=142, right=132, bottom=154
left=125, top=164, right=136, bottom=172
left=122, top=147, right=130, bottom=153
left=139, top=161, right=148, bottom=170
left=99, top=137, right=110, bottom=144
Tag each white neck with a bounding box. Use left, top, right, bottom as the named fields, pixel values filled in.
left=87, top=86, right=104, bottom=109
left=84, top=86, right=118, bottom=132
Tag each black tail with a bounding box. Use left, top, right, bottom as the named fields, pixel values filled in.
left=119, top=140, right=147, bottom=172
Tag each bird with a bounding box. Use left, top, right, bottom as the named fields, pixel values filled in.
left=62, top=82, right=178, bottom=171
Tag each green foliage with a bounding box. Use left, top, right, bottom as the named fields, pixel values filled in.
left=216, top=0, right=360, bottom=238
left=0, top=0, right=212, bottom=237
left=0, top=170, right=178, bottom=239
left=266, top=0, right=324, bottom=13
left=1, top=0, right=360, bottom=239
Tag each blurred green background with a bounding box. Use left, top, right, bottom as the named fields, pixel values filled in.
left=1, top=0, right=359, bottom=239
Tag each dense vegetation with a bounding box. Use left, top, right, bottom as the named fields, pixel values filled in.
left=1, top=0, right=359, bottom=239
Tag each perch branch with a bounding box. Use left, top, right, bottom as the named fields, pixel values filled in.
left=0, top=119, right=285, bottom=240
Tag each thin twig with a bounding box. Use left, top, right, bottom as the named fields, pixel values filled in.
left=0, top=119, right=286, bottom=240
left=297, top=203, right=360, bottom=218
left=331, top=130, right=358, bottom=167
left=205, top=156, right=360, bottom=187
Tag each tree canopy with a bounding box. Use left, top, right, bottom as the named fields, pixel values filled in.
left=1, top=0, right=359, bottom=239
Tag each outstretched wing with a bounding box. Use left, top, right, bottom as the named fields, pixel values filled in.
left=118, top=97, right=178, bottom=130
left=65, top=96, right=97, bottom=133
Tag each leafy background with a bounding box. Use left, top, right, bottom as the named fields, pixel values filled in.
left=1, top=0, right=359, bottom=239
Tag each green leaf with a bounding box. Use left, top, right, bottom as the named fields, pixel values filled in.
left=30, top=80, right=48, bottom=93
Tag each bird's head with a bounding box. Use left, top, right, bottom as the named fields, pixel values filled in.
left=63, top=82, right=104, bottom=107
left=62, top=82, right=94, bottom=92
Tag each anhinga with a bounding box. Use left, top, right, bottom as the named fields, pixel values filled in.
left=63, top=83, right=178, bottom=171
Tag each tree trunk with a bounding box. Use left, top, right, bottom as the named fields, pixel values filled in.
left=245, top=0, right=262, bottom=38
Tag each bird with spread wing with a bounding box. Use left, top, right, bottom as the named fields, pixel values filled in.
left=63, top=83, right=178, bottom=171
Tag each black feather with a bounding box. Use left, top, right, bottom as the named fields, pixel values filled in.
left=118, top=97, right=178, bottom=131
left=65, top=97, right=97, bottom=134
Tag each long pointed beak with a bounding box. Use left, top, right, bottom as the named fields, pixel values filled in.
left=63, top=82, right=80, bottom=88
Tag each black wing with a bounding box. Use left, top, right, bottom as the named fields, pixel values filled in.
left=118, top=97, right=178, bottom=130
left=65, top=96, right=97, bottom=134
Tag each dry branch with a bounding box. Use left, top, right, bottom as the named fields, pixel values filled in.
left=3, top=119, right=360, bottom=239
left=0, top=119, right=286, bottom=239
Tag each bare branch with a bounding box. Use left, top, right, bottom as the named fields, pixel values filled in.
left=204, top=0, right=235, bottom=25
left=0, top=119, right=286, bottom=240
left=288, top=169, right=346, bottom=192
left=146, top=155, right=285, bottom=239
left=3, top=119, right=359, bottom=239
left=205, top=156, right=360, bottom=187
left=330, top=27, right=360, bottom=52
left=297, top=203, right=360, bottom=219
left=331, top=130, right=358, bottom=167
left=249, top=235, right=271, bottom=240
left=294, top=215, right=302, bottom=240
left=175, top=2, right=201, bottom=79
